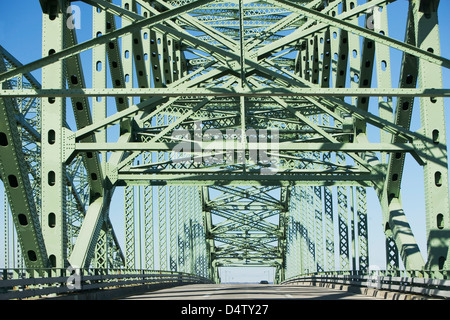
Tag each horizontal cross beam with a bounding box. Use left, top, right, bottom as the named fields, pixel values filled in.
left=1, top=88, right=448, bottom=98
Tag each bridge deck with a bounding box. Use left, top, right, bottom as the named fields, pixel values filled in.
left=120, top=283, right=380, bottom=300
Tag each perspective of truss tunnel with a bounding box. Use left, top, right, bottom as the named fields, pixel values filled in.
left=0, top=0, right=449, bottom=287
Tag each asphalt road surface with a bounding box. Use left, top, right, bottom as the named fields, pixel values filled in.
left=120, top=283, right=380, bottom=300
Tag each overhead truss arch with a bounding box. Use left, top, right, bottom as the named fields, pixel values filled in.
left=0, top=0, right=449, bottom=283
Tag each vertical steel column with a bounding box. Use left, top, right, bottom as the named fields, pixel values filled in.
left=94, top=225, right=108, bottom=268
left=92, top=5, right=107, bottom=171
left=286, top=189, right=294, bottom=277
left=137, top=3, right=154, bottom=271
left=311, top=112, right=324, bottom=273
left=178, top=186, right=186, bottom=272
left=298, top=186, right=307, bottom=273
left=188, top=188, right=195, bottom=274
left=66, top=179, right=75, bottom=257
left=296, top=40, right=304, bottom=79
left=155, top=42, right=167, bottom=270
left=413, top=0, right=450, bottom=270
left=328, top=0, right=340, bottom=89
left=321, top=115, right=335, bottom=272
left=191, top=188, right=199, bottom=275
left=136, top=181, right=142, bottom=269
left=346, top=0, right=360, bottom=108
left=298, top=186, right=307, bottom=274
left=386, top=233, right=399, bottom=271
left=169, top=185, right=178, bottom=271
left=166, top=107, right=178, bottom=272
left=184, top=188, right=192, bottom=274
left=17, top=235, right=23, bottom=269
left=346, top=1, right=370, bottom=272
left=356, top=186, right=369, bottom=271
left=195, top=188, right=206, bottom=277
left=122, top=0, right=135, bottom=107
left=328, top=0, right=350, bottom=272
left=378, top=1, right=423, bottom=271
left=141, top=5, right=151, bottom=94
left=375, top=0, right=425, bottom=269
left=309, top=35, right=319, bottom=85
left=150, top=28, right=164, bottom=89
left=381, top=7, right=412, bottom=270
left=285, top=187, right=298, bottom=278
left=3, top=192, right=8, bottom=268
left=124, top=185, right=135, bottom=268
left=173, top=40, right=182, bottom=82
left=279, top=203, right=288, bottom=283
left=122, top=0, right=140, bottom=270
left=287, top=186, right=301, bottom=277
left=142, top=3, right=154, bottom=271
left=308, top=186, right=316, bottom=272
left=313, top=185, right=323, bottom=272
left=106, top=226, right=115, bottom=268
left=319, top=29, right=332, bottom=88
left=143, top=153, right=154, bottom=270
left=375, top=2, right=394, bottom=159
left=202, top=187, right=214, bottom=280
left=337, top=161, right=350, bottom=271
left=286, top=213, right=293, bottom=278
left=90, top=5, right=109, bottom=269
left=323, top=183, right=334, bottom=271
left=289, top=189, right=298, bottom=276
left=158, top=162, right=167, bottom=270
left=342, top=1, right=358, bottom=273
left=296, top=187, right=303, bottom=275
left=301, top=40, right=310, bottom=82
left=350, top=187, right=357, bottom=271
left=202, top=190, right=209, bottom=278
left=319, top=8, right=335, bottom=271
left=41, top=4, right=66, bottom=268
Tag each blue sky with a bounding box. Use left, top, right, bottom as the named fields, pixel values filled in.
left=0, top=0, right=449, bottom=282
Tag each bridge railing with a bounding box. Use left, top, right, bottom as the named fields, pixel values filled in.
left=0, top=268, right=213, bottom=300
left=281, top=270, right=450, bottom=299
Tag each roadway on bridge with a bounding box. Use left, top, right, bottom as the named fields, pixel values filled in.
left=120, top=283, right=380, bottom=300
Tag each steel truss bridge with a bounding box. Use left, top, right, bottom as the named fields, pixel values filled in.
left=0, top=0, right=449, bottom=299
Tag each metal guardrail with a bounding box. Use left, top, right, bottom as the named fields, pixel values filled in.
left=0, top=268, right=213, bottom=300
left=282, top=270, right=450, bottom=299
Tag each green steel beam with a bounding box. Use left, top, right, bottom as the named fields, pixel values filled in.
left=65, top=22, right=104, bottom=201
left=2, top=87, right=448, bottom=98
left=68, top=194, right=108, bottom=268
left=71, top=141, right=425, bottom=154
left=378, top=1, right=419, bottom=271
left=40, top=7, right=67, bottom=268
left=0, top=69, right=49, bottom=269
left=413, top=0, right=450, bottom=270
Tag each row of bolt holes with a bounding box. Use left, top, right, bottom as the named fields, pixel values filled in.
left=95, top=31, right=179, bottom=85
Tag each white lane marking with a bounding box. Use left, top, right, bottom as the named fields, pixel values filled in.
left=284, top=294, right=294, bottom=298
